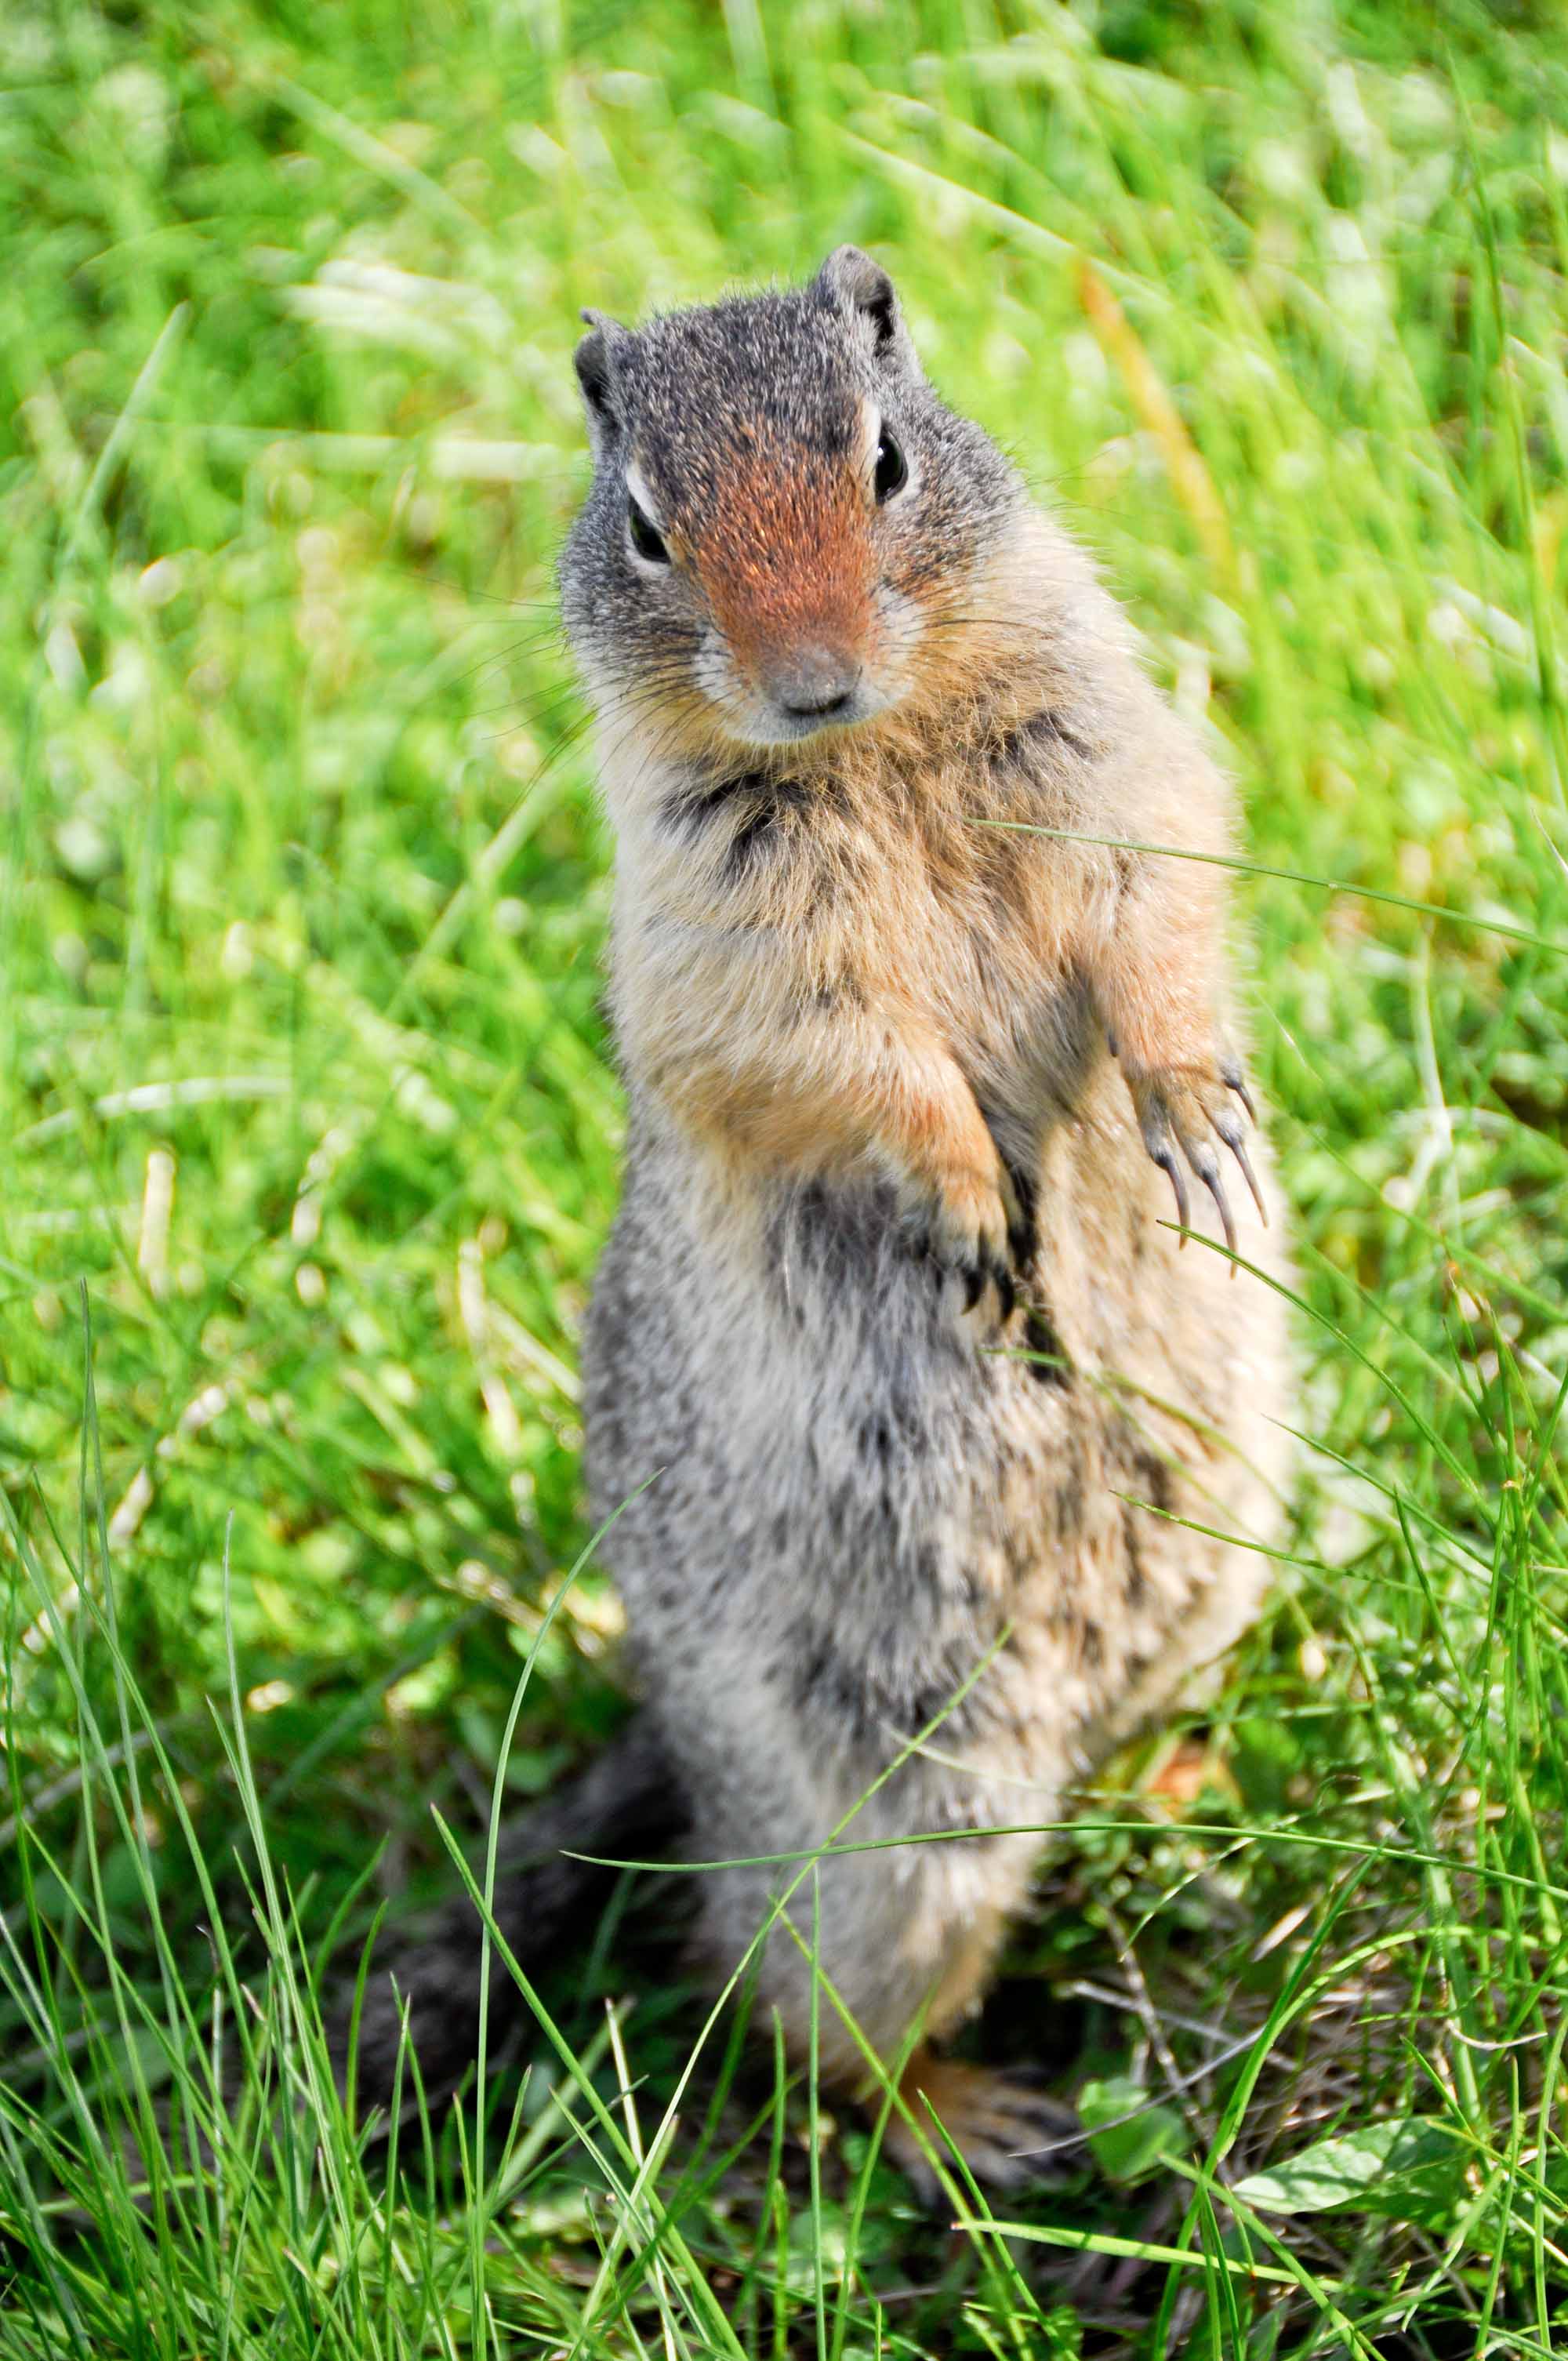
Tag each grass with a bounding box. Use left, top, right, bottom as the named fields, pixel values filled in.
left=2, top=0, right=1567, bottom=2349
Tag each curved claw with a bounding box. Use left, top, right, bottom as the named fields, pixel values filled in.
left=1133, top=1061, right=1266, bottom=1259
left=1219, top=1122, right=1267, bottom=1226
left=957, top=1249, right=1017, bottom=1322
left=1221, top=1055, right=1258, bottom=1127
left=1152, top=1142, right=1190, bottom=1241
left=1192, top=1147, right=1237, bottom=1259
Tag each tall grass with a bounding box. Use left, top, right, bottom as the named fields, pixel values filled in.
left=2, top=0, right=1566, bottom=2351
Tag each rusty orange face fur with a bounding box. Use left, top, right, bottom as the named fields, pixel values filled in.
left=689, top=446, right=876, bottom=703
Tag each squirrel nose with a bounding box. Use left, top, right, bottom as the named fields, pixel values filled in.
left=766, top=645, right=862, bottom=721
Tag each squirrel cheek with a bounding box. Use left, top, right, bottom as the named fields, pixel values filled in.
left=866, top=582, right=924, bottom=693
left=691, top=623, right=750, bottom=714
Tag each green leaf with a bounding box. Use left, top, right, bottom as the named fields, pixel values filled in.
left=1078, top=2075, right=1185, bottom=2183
left=1232, top=2117, right=1466, bottom=2227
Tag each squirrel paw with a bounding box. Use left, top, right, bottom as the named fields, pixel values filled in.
left=905, top=1163, right=1025, bottom=1322
left=1127, top=1054, right=1265, bottom=1260
left=883, top=2056, right=1078, bottom=2202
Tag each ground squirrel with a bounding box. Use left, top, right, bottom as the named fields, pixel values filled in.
left=350, top=248, right=1294, bottom=2191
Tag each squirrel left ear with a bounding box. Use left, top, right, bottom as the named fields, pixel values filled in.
left=574, top=309, right=632, bottom=456
left=815, top=245, right=915, bottom=366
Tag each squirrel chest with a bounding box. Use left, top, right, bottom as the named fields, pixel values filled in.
left=612, top=728, right=1099, bottom=1143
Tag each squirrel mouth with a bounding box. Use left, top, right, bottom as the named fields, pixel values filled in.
left=760, top=691, right=869, bottom=741
left=778, top=685, right=857, bottom=725
left=688, top=623, right=900, bottom=748
left=734, top=674, right=894, bottom=747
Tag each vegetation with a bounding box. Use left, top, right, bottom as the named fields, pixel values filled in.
left=3, top=0, right=1566, bottom=2351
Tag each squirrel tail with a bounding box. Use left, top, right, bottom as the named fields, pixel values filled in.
left=339, top=1711, right=684, bottom=2123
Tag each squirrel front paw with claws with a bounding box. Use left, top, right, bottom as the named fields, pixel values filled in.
left=1125, top=1053, right=1266, bottom=1260
left=904, top=1159, right=1028, bottom=1320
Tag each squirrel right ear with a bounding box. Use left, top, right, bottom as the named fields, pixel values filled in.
left=573, top=311, right=630, bottom=454
left=815, top=246, right=917, bottom=369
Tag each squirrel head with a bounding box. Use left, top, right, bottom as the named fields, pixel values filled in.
left=561, top=249, right=1020, bottom=758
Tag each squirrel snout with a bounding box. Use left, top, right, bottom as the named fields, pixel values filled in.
left=760, top=643, right=864, bottom=725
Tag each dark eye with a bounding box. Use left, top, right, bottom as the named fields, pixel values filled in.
left=873, top=427, right=908, bottom=503
left=627, top=492, right=670, bottom=565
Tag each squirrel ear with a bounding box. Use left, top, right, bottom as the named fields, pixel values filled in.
left=815, top=245, right=913, bottom=365
left=574, top=310, right=630, bottom=453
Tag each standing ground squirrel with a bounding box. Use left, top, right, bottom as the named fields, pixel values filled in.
left=350, top=248, right=1294, bottom=2191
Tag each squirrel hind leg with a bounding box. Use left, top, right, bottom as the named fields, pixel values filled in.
left=746, top=1855, right=1075, bottom=2199
left=881, top=2051, right=1079, bottom=2203
left=856, top=1890, right=1080, bottom=2200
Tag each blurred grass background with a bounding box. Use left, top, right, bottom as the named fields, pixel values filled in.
left=2, top=1, right=1567, bottom=2354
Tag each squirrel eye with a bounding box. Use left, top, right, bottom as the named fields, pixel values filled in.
left=627, top=492, right=670, bottom=566
left=873, top=427, right=908, bottom=504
